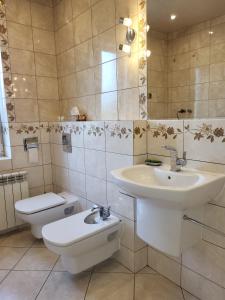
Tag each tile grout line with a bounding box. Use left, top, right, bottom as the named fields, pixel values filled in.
left=0, top=236, right=36, bottom=287
left=34, top=253, right=60, bottom=299
left=84, top=267, right=94, bottom=300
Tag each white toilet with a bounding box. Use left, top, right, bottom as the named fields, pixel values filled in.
left=42, top=209, right=121, bottom=274
left=15, top=192, right=78, bottom=238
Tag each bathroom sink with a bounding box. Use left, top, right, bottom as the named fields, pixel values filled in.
left=84, top=212, right=100, bottom=224
left=111, top=164, right=225, bottom=257
left=111, top=164, right=225, bottom=210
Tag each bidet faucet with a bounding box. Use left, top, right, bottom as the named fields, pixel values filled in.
left=162, top=145, right=187, bottom=172
left=91, top=205, right=111, bottom=220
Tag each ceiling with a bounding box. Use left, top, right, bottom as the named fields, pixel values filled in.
left=148, top=0, right=225, bottom=33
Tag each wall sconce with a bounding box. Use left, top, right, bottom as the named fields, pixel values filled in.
left=119, top=17, right=136, bottom=55
left=145, top=50, right=151, bottom=58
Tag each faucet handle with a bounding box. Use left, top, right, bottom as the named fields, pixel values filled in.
left=91, top=205, right=101, bottom=212
left=100, top=206, right=111, bottom=220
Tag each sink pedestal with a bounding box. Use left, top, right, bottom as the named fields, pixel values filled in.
left=136, top=197, right=202, bottom=257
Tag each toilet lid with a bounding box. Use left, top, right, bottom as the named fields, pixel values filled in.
left=15, top=193, right=66, bottom=215
left=42, top=209, right=120, bottom=247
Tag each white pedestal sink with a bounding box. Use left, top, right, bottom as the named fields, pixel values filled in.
left=111, top=165, right=225, bottom=257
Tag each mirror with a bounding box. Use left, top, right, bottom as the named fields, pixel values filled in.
left=147, top=0, right=225, bottom=119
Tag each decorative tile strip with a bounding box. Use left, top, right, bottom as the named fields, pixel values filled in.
left=185, top=123, right=225, bottom=143
left=105, top=124, right=132, bottom=139
left=149, top=123, right=183, bottom=140
left=133, top=126, right=146, bottom=138
left=84, top=124, right=104, bottom=137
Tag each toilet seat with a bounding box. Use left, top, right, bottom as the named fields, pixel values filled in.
left=15, top=192, right=66, bottom=215
left=42, top=209, right=120, bottom=247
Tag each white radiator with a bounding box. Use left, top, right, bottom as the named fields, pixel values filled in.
left=0, top=171, right=29, bottom=230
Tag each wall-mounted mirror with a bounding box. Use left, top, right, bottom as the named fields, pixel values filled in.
left=147, top=0, right=225, bottom=119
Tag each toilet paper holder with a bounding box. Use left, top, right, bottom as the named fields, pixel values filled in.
left=23, top=137, right=39, bottom=151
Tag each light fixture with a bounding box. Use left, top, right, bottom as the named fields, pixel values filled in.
left=145, top=24, right=150, bottom=32
left=119, top=17, right=132, bottom=27
left=209, top=31, right=214, bottom=35
left=170, top=14, right=176, bottom=20
left=145, top=50, right=151, bottom=58
left=119, top=44, right=131, bottom=55
left=118, top=17, right=136, bottom=55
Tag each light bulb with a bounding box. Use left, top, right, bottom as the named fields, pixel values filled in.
left=170, top=14, right=176, bottom=20
left=119, top=17, right=132, bottom=27
left=119, top=44, right=131, bottom=54
left=146, top=50, right=151, bottom=58
left=209, top=31, right=214, bottom=35
left=145, top=24, right=150, bottom=32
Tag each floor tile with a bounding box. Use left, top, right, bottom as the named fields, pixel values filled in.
left=32, top=239, right=46, bottom=248
left=135, top=274, right=184, bottom=300
left=37, top=271, right=91, bottom=300
left=85, top=273, right=134, bottom=300
left=94, top=258, right=131, bottom=273
left=0, top=270, right=9, bottom=282
left=14, top=248, right=58, bottom=271
left=183, top=290, right=199, bottom=300
left=138, top=266, right=157, bottom=274
left=0, top=230, right=35, bottom=248
left=53, top=257, right=65, bottom=272
left=0, top=247, right=27, bottom=269
left=0, top=270, right=49, bottom=300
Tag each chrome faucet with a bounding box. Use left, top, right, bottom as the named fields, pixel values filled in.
left=91, top=205, right=111, bottom=220
left=162, top=145, right=187, bottom=172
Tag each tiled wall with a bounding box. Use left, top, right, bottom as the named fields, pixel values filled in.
left=0, top=0, right=57, bottom=195
left=53, top=0, right=148, bottom=121
left=147, top=119, right=225, bottom=300
left=148, top=15, right=225, bottom=119
left=147, top=30, right=168, bottom=119
left=50, top=120, right=148, bottom=272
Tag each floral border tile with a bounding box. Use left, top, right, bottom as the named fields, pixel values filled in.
left=0, top=0, right=15, bottom=122
left=148, top=122, right=183, bottom=140
left=138, top=0, right=148, bottom=120
left=185, top=123, right=225, bottom=143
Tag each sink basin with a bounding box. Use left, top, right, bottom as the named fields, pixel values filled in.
left=111, top=164, right=225, bottom=256
left=84, top=212, right=100, bottom=224
left=111, top=164, right=225, bottom=210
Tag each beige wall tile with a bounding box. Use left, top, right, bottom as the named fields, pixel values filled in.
left=76, top=68, right=95, bottom=97
left=39, top=100, right=60, bottom=121
left=211, top=22, right=225, bottom=45
left=75, top=39, right=94, bottom=71
left=10, top=48, right=35, bottom=75
left=209, top=81, right=225, bottom=99
left=117, top=54, right=139, bottom=90
left=59, top=74, right=76, bottom=99
left=7, top=22, right=33, bottom=51
left=118, top=88, right=140, bottom=120
left=5, top=0, right=31, bottom=25
left=189, top=29, right=210, bottom=50
left=37, top=77, right=59, bottom=99
left=55, top=21, right=73, bottom=54
left=12, top=74, right=37, bottom=99
left=74, top=10, right=92, bottom=45
left=54, top=0, right=72, bottom=30
left=190, top=65, right=209, bottom=84
left=94, top=60, right=117, bottom=93
left=92, top=0, right=115, bottom=36
left=72, top=0, right=91, bottom=18
left=115, top=0, right=138, bottom=19
left=33, top=28, right=55, bottom=55
left=31, top=2, right=54, bottom=30
left=14, top=99, right=39, bottom=122
left=95, top=91, right=118, bottom=120
left=210, top=41, right=225, bottom=64
left=93, top=28, right=117, bottom=65
left=35, top=53, right=57, bottom=77
left=57, top=48, right=75, bottom=76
